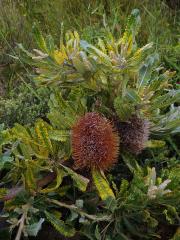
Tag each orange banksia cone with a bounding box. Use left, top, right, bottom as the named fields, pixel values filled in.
left=72, top=112, right=120, bottom=171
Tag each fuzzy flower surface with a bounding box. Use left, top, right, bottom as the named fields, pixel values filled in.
left=72, top=112, right=119, bottom=171
left=117, top=115, right=150, bottom=154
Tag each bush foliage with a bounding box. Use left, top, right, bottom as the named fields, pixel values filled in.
left=0, top=4, right=180, bottom=240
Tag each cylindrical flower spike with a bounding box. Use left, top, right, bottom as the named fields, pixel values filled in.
left=117, top=115, right=150, bottom=154
left=72, top=112, right=120, bottom=171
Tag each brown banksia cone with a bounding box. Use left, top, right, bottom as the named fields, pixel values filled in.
left=72, top=112, right=120, bottom=171
left=116, top=115, right=150, bottom=155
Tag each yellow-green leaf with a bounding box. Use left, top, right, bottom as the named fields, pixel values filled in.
left=146, top=140, right=166, bottom=148
left=49, top=130, right=69, bottom=142
left=40, top=168, right=66, bottom=193
left=45, top=211, right=75, bottom=237
left=61, top=165, right=89, bottom=192
left=92, top=168, right=115, bottom=200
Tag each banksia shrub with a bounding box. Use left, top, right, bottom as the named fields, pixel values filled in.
left=116, top=115, right=150, bottom=155
left=72, top=112, right=119, bottom=171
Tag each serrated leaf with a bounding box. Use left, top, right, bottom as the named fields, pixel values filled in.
left=121, top=9, right=141, bottom=56
left=61, top=165, right=89, bottom=192
left=146, top=140, right=165, bottom=148
left=123, top=217, right=147, bottom=238
left=33, top=25, right=47, bottom=52
left=151, top=106, right=180, bottom=135
left=122, top=153, right=142, bottom=173
left=119, top=179, right=129, bottom=197
left=11, top=120, right=54, bottom=159
left=104, top=197, right=117, bottom=213
left=137, top=53, right=159, bottom=91
left=127, top=42, right=153, bottom=69
left=95, top=225, right=101, bottom=240
left=46, top=35, right=55, bottom=56
left=80, top=40, right=111, bottom=65
left=72, top=57, right=86, bottom=74
left=92, top=168, right=115, bottom=200
left=45, top=211, right=75, bottom=237
left=114, top=96, right=134, bottom=121
left=48, top=92, right=79, bottom=129
left=150, top=90, right=180, bottom=111
left=53, top=50, right=67, bottom=65
left=24, top=161, right=37, bottom=191
left=49, top=130, right=70, bottom=142
left=125, top=89, right=141, bottom=104
left=34, top=119, right=53, bottom=154
left=40, top=168, right=65, bottom=193
left=17, top=43, right=35, bottom=58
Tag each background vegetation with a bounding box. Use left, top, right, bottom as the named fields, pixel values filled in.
left=0, top=0, right=179, bottom=128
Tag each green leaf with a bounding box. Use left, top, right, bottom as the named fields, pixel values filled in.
left=48, top=91, right=80, bottom=129
left=150, top=90, right=180, bottom=111
left=123, top=217, right=148, bottom=238
left=32, top=25, right=47, bottom=52
left=49, top=130, right=70, bottom=142
left=104, top=197, right=117, bottom=213
left=125, top=89, right=141, bottom=104
left=46, top=35, right=55, bottom=56
left=95, top=225, right=101, bottom=240
left=146, top=140, right=166, bottom=148
left=0, top=155, right=13, bottom=170
left=119, top=179, right=129, bottom=197
left=72, top=57, right=87, bottom=74
left=33, top=119, right=53, bottom=154
left=17, top=43, right=35, bottom=58
left=122, top=153, right=142, bottom=173
left=0, top=188, right=7, bottom=199
left=61, top=165, right=89, bottom=192
left=26, top=218, right=44, bottom=237
left=24, top=160, right=37, bottom=191
left=137, top=53, right=159, bottom=91
left=45, top=211, right=75, bottom=237
left=92, top=169, right=115, bottom=200
left=11, top=119, right=58, bottom=159
left=151, top=106, right=180, bottom=136
left=80, top=40, right=111, bottom=65
left=121, top=9, right=141, bottom=56
left=40, top=168, right=65, bottom=193
left=127, top=42, right=153, bottom=69
left=114, top=96, right=134, bottom=121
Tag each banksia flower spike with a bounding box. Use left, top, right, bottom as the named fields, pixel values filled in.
left=117, top=115, right=150, bottom=155
left=72, top=112, right=120, bottom=171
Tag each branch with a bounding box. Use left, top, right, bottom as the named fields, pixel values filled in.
left=15, top=211, right=26, bottom=240
left=48, top=199, right=112, bottom=222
